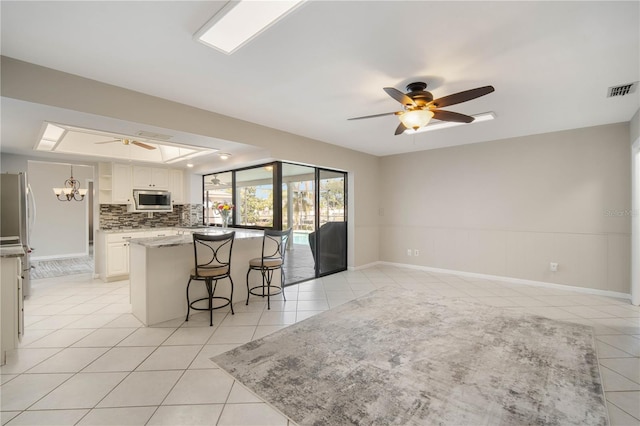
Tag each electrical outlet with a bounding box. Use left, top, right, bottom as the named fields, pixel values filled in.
left=414, top=249, right=419, bottom=256
left=550, top=262, right=558, bottom=272
left=407, top=249, right=412, bottom=256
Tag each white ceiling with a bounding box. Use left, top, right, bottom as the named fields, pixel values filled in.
left=1, top=1, right=639, bottom=164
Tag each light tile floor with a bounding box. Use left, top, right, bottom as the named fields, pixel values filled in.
left=1, top=266, right=639, bottom=425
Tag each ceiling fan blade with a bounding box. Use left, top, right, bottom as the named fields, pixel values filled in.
left=132, top=141, right=156, bottom=150
left=383, top=87, right=417, bottom=107
left=432, top=110, right=475, bottom=123
left=394, top=122, right=408, bottom=135
left=95, top=139, right=120, bottom=144
left=347, top=111, right=401, bottom=120
left=431, top=86, right=495, bottom=108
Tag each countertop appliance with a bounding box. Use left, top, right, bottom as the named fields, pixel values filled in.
left=130, top=189, right=172, bottom=212
left=1, top=172, right=35, bottom=296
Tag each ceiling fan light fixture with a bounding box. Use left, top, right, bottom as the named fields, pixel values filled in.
left=399, top=109, right=434, bottom=130
left=406, top=112, right=496, bottom=134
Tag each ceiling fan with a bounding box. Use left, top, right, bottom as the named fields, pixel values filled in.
left=210, top=174, right=230, bottom=186
left=348, top=82, right=495, bottom=135
left=95, top=138, right=156, bottom=150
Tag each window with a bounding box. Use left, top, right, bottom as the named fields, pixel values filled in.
left=235, top=165, right=274, bottom=228
left=204, top=171, right=232, bottom=226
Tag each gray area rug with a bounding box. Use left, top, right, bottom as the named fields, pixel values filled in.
left=212, top=288, right=608, bottom=426
left=31, top=256, right=94, bottom=280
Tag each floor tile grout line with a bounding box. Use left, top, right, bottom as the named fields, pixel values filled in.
left=214, top=379, right=242, bottom=426
left=145, top=367, right=192, bottom=426
left=594, top=339, right=639, bottom=358
left=598, top=365, right=640, bottom=389
left=605, top=396, right=640, bottom=421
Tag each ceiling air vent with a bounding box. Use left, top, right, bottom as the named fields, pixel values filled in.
left=607, top=82, right=638, bottom=98
left=136, top=130, right=172, bottom=140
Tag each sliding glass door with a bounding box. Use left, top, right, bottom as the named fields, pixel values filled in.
left=314, top=169, right=347, bottom=276
left=282, top=163, right=316, bottom=283
left=202, top=162, right=347, bottom=284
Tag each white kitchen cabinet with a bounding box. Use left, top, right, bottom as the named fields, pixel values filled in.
left=97, top=229, right=179, bottom=282
left=97, top=231, right=146, bottom=281
left=169, top=169, right=184, bottom=204
left=132, top=166, right=169, bottom=190
left=112, top=163, right=132, bottom=204
left=1, top=256, right=22, bottom=365
left=98, top=162, right=132, bottom=205
left=98, top=162, right=113, bottom=204
left=106, top=241, right=129, bottom=277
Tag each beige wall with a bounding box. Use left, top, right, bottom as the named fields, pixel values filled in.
left=2, top=57, right=635, bottom=292
left=1, top=57, right=380, bottom=267
left=632, top=108, right=640, bottom=145
left=380, top=123, right=632, bottom=294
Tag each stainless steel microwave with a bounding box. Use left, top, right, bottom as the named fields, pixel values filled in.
left=132, top=189, right=172, bottom=211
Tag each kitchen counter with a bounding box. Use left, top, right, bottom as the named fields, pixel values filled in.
left=0, top=245, right=25, bottom=258
left=129, top=229, right=263, bottom=248
left=96, top=226, right=229, bottom=283
left=99, top=226, right=208, bottom=234
left=129, top=228, right=271, bottom=326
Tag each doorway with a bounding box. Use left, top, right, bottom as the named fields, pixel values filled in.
left=87, top=180, right=94, bottom=257
left=282, top=163, right=316, bottom=283
left=314, top=168, right=347, bottom=276
left=632, top=139, right=639, bottom=305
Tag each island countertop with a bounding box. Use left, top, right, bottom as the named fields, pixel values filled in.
left=98, top=226, right=210, bottom=234
left=129, top=228, right=264, bottom=248
left=0, top=245, right=25, bottom=258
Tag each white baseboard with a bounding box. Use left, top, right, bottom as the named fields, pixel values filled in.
left=349, top=262, right=379, bottom=271
left=31, top=252, right=89, bottom=261
left=376, top=261, right=632, bottom=301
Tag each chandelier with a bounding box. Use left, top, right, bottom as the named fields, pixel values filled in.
left=52, top=166, right=87, bottom=202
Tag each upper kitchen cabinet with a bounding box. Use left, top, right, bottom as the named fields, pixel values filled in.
left=99, top=163, right=183, bottom=205
left=112, top=163, right=132, bottom=204
left=169, top=169, right=184, bottom=204
left=99, top=162, right=132, bottom=204
left=132, top=167, right=169, bottom=189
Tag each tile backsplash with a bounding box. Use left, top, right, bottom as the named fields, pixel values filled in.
left=99, top=204, right=203, bottom=230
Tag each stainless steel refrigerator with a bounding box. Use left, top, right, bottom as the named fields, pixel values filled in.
left=1, top=172, right=35, bottom=297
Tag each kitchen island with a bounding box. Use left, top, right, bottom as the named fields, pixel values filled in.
left=129, top=229, right=274, bottom=326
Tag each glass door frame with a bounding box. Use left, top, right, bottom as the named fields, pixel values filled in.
left=313, top=167, right=348, bottom=277
left=202, top=161, right=348, bottom=281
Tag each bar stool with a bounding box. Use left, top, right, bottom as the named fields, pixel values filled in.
left=186, top=232, right=235, bottom=326
left=246, top=228, right=292, bottom=310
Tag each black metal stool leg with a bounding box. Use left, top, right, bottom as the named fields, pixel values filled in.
left=246, top=269, right=252, bottom=306
left=228, top=276, right=235, bottom=315
left=185, top=278, right=192, bottom=321
left=265, top=268, right=274, bottom=310
left=280, top=268, right=286, bottom=302
left=207, top=279, right=213, bottom=326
